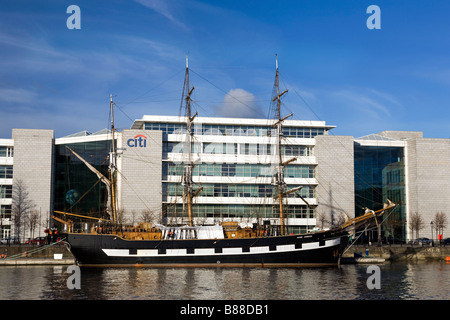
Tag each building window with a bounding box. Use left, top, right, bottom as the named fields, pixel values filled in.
left=1, top=205, right=12, bottom=219
left=145, top=123, right=187, bottom=135
left=284, top=166, right=315, bottom=179
left=239, top=144, right=272, bottom=155
left=0, top=147, right=13, bottom=157
left=165, top=203, right=315, bottom=220
left=282, top=145, right=313, bottom=156
left=163, top=162, right=315, bottom=179
left=163, top=142, right=201, bottom=154
left=164, top=183, right=314, bottom=198
left=0, top=166, right=13, bottom=179
left=282, top=127, right=325, bottom=138
left=203, top=143, right=237, bottom=155
left=0, top=185, right=12, bottom=199
left=147, top=122, right=328, bottom=138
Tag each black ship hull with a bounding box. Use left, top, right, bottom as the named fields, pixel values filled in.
left=64, top=230, right=349, bottom=267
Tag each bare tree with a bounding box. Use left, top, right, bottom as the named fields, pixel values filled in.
left=140, top=209, right=154, bottom=223
left=12, top=179, right=36, bottom=243
left=316, top=210, right=330, bottom=229
left=409, top=212, right=424, bottom=240
left=433, top=211, right=447, bottom=238
left=26, top=210, right=40, bottom=241
left=115, top=208, right=126, bottom=226
left=384, top=217, right=404, bottom=244
left=141, top=209, right=163, bottom=225
left=333, top=212, right=348, bottom=228
left=129, top=210, right=137, bottom=226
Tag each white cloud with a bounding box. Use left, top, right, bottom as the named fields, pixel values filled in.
left=213, top=88, right=265, bottom=118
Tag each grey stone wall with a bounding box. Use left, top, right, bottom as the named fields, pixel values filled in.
left=11, top=129, right=54, bottom=239
left=315, top=135, right=355, bottom=228
left=117, top=129, right=162, bottom=225
left=380, top=131, right=450, bottom=239
left=406, top=137, right=450, bottom=239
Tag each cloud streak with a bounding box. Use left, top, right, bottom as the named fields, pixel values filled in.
left=338, top=88, right=404, bottom=119
left=0, top=88, right=37, bottom=105
left=332, top=89, right=393, bottom=119
left=133, top=0, right=189, bottom=31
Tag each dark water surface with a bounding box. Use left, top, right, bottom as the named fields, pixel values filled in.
left=1, top=261, right=449, bottom=300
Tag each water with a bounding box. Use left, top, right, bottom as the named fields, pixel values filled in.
left=1, top=261, right=449, bottom=300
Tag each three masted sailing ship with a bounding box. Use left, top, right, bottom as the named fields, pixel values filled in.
left=57, top=56, right=396, bottom=267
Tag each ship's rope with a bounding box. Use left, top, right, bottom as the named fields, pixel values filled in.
left=342, top=207, right=396, bottom=255
left=0, top=238, right=67, bottom=261
left=342, top=226, right=369, bottom=256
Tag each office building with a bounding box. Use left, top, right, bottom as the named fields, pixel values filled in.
left=1, top=117, right=448, bottom=242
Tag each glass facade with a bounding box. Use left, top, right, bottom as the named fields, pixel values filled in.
left=145, top=122, right=325, bottom=138
left=163, top=142, right=313, bottom=157
left=163, top=183, right=315, bottom=199
left=145, top=119, right=322, bottom=232
left=163, top=163, right=314, bottom=179
left=354, top=144, right=406, bottom=242
left=53, top=140, right=111, bottom=217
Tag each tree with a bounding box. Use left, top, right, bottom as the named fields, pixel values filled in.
left=384, top=217, right=404, bottom=243
left=140, top=209, right=159, bottom=224
left=26, top=210, right=40, bottom=241
left=409, top=212, right=424, bottom=240
left=333, top=212, right=348, bottom=228
left=115, top=208, right=125, bottom=226
left=12, top=179, right=36, bottom=243
left=433, top=211, right=448, bottom=238
left=316, top=210, right=330, bottom=229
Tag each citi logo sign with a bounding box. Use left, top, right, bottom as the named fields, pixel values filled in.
left=127, top=134, right=147, bottom=148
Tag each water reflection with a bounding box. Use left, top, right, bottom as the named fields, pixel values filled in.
left=395, top=262, right=450, bottom=299
left=0, top=262, right=449, bottom=300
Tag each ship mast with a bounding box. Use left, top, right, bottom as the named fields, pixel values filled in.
left=109, top=94, right=118, bottom=224
left=182, top=56, right=198, bottom=227
left=272, top=54, right=292, bottom=235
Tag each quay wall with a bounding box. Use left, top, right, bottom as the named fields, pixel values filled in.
left=0, top=245, right=72, bottom=259
left=343, top=245, right=450, bottom=261
left=2, top=244, right=450, bottom=263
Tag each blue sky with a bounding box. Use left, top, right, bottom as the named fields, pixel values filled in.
left=1, top=0, right=450, bottom=139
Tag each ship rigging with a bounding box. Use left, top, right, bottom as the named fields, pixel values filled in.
left=54, top=55, right=396, bottom=267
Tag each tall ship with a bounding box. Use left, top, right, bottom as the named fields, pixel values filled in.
left=57, top=56, right=396, bottom=267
